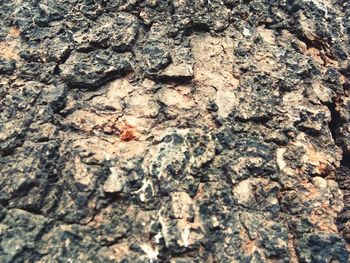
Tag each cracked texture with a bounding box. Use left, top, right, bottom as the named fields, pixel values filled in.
left=1, top=0, right=350, bottom=262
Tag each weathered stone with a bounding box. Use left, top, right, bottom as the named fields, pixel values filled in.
left=103, top=167, right=126, bottom=193
left=1, top=0, right=350, bottom=261
left=73, top=13, right=139, bottom=52
left=0, top=209, right=48, bottom=262
left=0, top=59, right=15, bottom=74
left=60, top=49, right=132, bottom=88
left=295, top=233, right=349, bottom=263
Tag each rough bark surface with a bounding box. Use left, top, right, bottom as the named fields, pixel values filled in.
left=1, top=0, right=350, bottom=262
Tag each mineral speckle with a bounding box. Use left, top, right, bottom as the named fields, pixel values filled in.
left=1, top=0, right=350, bottom=262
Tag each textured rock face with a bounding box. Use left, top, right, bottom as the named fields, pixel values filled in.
left=1, top=0, right=350, bottom=262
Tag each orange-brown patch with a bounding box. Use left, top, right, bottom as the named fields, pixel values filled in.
left=242, top=239, right=256, bottom=255
left=119, top=123, right=138, bottom=141
left=193, top=183, right=206, bottom=201
left=287, top=234, right=299, bottom=263
left=0, top=41, right=19, bottom=60
left=239, top=227, right=256, bottom=255
left=88, top=206, right=113, bottom=228
left=8, top=27, right=21, bottom=37
left=0, top=27, right=21, bottom=60
left=305, top=144, right=331, bottom=175
left=109, top=242, right=130, bottom=261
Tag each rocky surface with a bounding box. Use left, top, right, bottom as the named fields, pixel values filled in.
left=1, top=0, right=350, bottom=262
